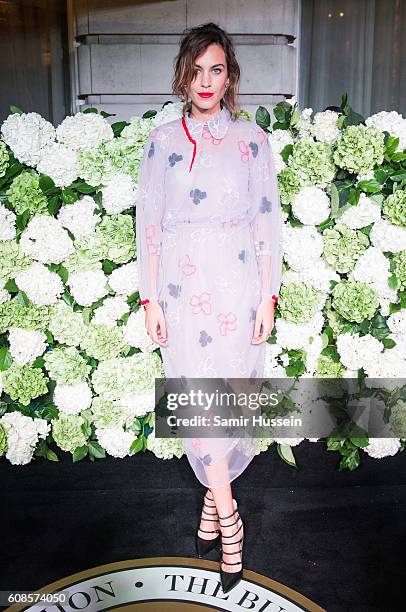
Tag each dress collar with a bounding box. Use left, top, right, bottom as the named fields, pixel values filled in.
left=183, top=105, right=232, bottom=141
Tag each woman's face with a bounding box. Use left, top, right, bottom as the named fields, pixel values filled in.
left=187, top=43, right=230, bottom=117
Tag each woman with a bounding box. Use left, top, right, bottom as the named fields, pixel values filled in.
left=136, top=22, right=283, bottom=593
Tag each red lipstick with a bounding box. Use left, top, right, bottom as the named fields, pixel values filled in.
left=198, top=92, right=214, bottom=98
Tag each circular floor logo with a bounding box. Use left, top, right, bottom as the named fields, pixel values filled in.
left=5, top=557, right=325, bottom=612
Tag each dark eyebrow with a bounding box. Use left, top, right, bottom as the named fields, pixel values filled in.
left=194, top=63, right=225, bottom=68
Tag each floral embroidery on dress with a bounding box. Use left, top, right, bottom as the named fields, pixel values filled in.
left=190, top=292, right=212, bottom=315
left=217, top=312, right=237, bottom=336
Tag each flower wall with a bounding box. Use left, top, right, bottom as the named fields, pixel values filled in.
left=0, top=96, right=405, bottom=468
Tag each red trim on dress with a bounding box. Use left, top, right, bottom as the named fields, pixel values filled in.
left=181, top=115, right=197, bottom=172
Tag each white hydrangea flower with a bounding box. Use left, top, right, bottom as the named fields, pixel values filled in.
left=366, top=110, right=406, bottom=152
left=0, top=112, right=55, bottom=166
left=363, top=437, right=401, bottom=459
left=304, top=334, right=324, bottom=375
left=338, top=193, right=381, bottom=229
left=296, top=108, right=313, bottom=139
left=0, top=204, right=16, bottom=240
left=0, top=289, right=10, bottom=304
left=20, top=214, right=74, bottom=264
left=146, top=424, right=185, bottom=459
left=95, top=426, right=135, bottom=458
left=152, top=101, right=184, bottom=127
left=310, top=110, right=341, bottom=144
left=67, top=269, right=109, bottom=307
left=291, top=186, right=331, bottom=225
left=101, top=172, right=138, bottom=214
left=273, top=437, right=304, bottom=446
left=57, top=195, right=100, bottom=238
left=108, top=261, right=138, bottom=296
left=123, top=310, right=156, bottom=352
left=370, top=218, right=406, bottom=252
left=53, top=381, right=93, bottom=414
left=336, top=332, right=383, bottom=371
left=263, top=343, right=285, bottom=377
left=0, top=411, right=50, bottom=465
left=283, top=224, right=324, bottom=271
left=349, top=247, right=398, bottom=305
left=8, top=327, right=47, bottom=365
left=56, top=112, right=114, bottom=150
left=387, top=310, right=406, bottom=336
left=282, top=258, right=339, bottom=293
left=36, top=142, right=78, bottom=187
left=92, top=296, right=130, bottom=327
left=364, top=349, right=406, bottom=379
left=356, top=169, right=376, bottom=182
left=268, top=129, right=294, bottom=173
left=387, top=333, right=406, bottom=360
left=119, top=389, right=156, bottom=418
left=15, top=261, right=64, bottom=305
left=275, top=310, right=325, bottom=350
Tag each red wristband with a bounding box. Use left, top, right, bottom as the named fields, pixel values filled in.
left=271, top=295, right=278, bottom=305
left=140, top=298, right=150, bottom=310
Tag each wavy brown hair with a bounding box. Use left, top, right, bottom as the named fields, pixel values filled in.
left=172, top=22, right=241, bottom=119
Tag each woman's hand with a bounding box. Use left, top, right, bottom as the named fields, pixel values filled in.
left=144, top=301, right=167, bottom=347
left=251, top=298, right=275, bottom=344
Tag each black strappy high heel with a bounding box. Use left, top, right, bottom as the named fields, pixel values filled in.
left=195, top=490, right=220, bottom=558
left=218, top=501, right=245, bottom=593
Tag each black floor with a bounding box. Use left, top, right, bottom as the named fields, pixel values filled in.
left=1, top=441, right=405, bottom=612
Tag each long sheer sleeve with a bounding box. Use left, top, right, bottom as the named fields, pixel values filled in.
left=135, top=127, right=166, bottom=303
left=248, top=131, right=283, bottom=301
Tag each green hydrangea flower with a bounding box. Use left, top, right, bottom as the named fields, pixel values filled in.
left=63, top=233, right=105, bottom=273
left=324, top=307, right=347, bottom=338
left=77, top=140, right=115, bottom=187
left=79, top=323, right=128, bottom=361
left=96, top=214, right=135, bottom=264
left=236, top=109, right=253, bottom=122
left=315, top=355, right=345, bottom=378
left=126, top=352, right=165, bottom=393
left=278, top=282, right=321, bottom=324
left=48, top=301, right=87, bottom=345
left=323, top=224, right=369, bottom=272
left=392, top=250, right=406, bottom=290
left=0, top=297, right=51, bottom=333
left=331, top=280, right=379, bottom=323
left=108, top=136, right=148, bottom=182
left=0, top=140, right=10, bottom=177
left=287, top=140, right=336, bottom=188
left=382, top=190, right=406, bottom=227
left=0, top=240, right=32, bottom=280
left=44, top=346, right=91, bottom=384
left=0, top=423, right=7, bottom=456
left=6, top=171, right=48, bottom=217
left=52, top=413, right=88, bottom=453
left=90, top=397, right=132, bottom=428
left=333, top=125, right=385, bottom=175
left=277, top=167, right=302, bottom=205
left=2, top=364, right=48, bottom=406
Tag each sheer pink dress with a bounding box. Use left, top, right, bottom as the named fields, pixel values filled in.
left=136, top=104, right=283, bottom=488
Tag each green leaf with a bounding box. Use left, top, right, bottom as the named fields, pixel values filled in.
left=3, top=279, right=18, bottom=293
left=46, top=448, right=59, bottom=462
left=388, top=274, right=398, bottom=290
left=10, top=105, right=24, bottom=114
left=100, top=110, right=116, bottom=118
left=357, top=179, right=382, bottom=193
left=45, top=330, right=54, bottom=344
left=276, top=443, right=297, bottom=467
left=102, top=259, right=118, bottom=274
left=72, top=181, right=96, bottom=194
left=39, top=174, right=55, bottom=192
left=16, top=209, right=31, bottom=231
left=16, top=290, right=29, bottom=306
left=130, top=436, right=145, bottom=454
left=142, top=110, right=158, bottom=119
left=31, top=356, right=45, bottom=368
left=83, top=107, right=98, bottom=114
left=111, top=121, right=130, bottom=137
left=61, top=188, right=77, bottom=204
left=0, top=347, right=12, bottom=371
left=72, top=445, right=89, bottom=462
left=382, top=337, right=396, bottom=349
left=47, top=195, right=60, bottom=215
left=88, top=440, right=106, bottom=459
left=255, top=106, right=271, bottom=131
